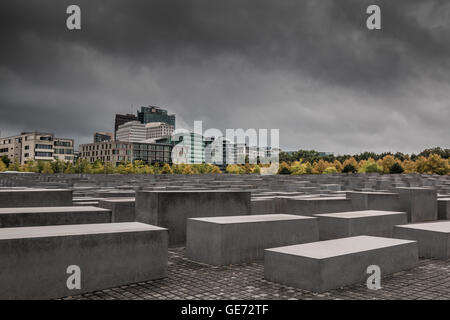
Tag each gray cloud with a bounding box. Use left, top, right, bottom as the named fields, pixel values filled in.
left=0, top=0, right=449, bottom=154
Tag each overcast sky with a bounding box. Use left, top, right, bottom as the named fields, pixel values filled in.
left=0, top=0, right=449, bottom=154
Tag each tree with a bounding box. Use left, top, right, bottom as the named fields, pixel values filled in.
left=252, top=165, right=261, bottom=174
left=277, top=162, right=291, bottom=175
left=323, top=166, right=338, bottom=174
left=182, top=164, right=194, bottom=174
left=226, top=164, right=241, bottom=174
left=342, top=164, right=357, bottom=173
left=8, top=161, right=21, bottom=171
left=1, top=155, right=10, bottom=167
left=161, top=163, right=173, bottom=174
left=210, top=165, right=222, bottom=174
left=358, top=160, right=383, bottom=173
left=41, top=161, right=54, bottom=174
left=379, top=155, right=397, bottom=173
left=0, top=159, right=6, bottom=172
left=389, top=162, right=404, bottom=174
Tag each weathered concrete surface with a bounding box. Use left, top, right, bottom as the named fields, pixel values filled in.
left=438, top=198, right=450, bottom=220
left=397, top=187, right=437, bottom=222
left=284, top=197, right=353, bottom=216
left=0, top=189, right=73, bottom=208
left=0, top=206, right=112, bottom=228
left=314, top=210, right=408, bottom=240
left=264, top=236, right=418, bottom=293
left=394, top=221, right=450, bottom=259
left=186, top=214, right=318, bottom=265
left=347, top=191, right=401, bottom=211
left=98, top=198, right=135, bottom=222
left=0, top=222, right=168, bottom=299
left=136, top=190, right=251, bottom=246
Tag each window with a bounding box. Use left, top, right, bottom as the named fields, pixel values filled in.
left=24, top=153, right=29, bottom=157
left=35, top=152, right=52, bottom=157
left=24, top=145, right=29, bottom=150
left=36, top=144, right=52, bottom=150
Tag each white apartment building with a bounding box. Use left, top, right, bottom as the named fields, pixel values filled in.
left=0, top=132, right=74, bottom=164
left=145, top=122, right=175, bottom=139
left=115, top=121, right=147, bottom=142
left=116, top=121, right=175, bottom=142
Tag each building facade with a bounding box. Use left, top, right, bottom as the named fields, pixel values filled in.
left=79, top=141, right=172, bottom=166
left=94, top=132, right=113, bottom=143
left=114, top=113, right=138, bottom=139
left=145, top=122, right=175, bottom=139
left=116, top=121, right=175, bottom=143
left=115, top=121, right=147, bottom=142
left=0, top=132, right=74, bottom=164
left=137, top=106, right=176, bottom=126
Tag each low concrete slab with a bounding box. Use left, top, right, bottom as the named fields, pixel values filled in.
left=0, top=206, right=112, bottom=228
left=98, top=198, right=135, bottom=222
left=285, top=197, right=353, bottom=216
left=0, top=222, right=168, bottom=299
left=186, top=214, right=318, bottom=265
left=314, top=210, right=408, bottom=240
left=136, top=190, right=251, bottom=246
left=393, top=221, right=450, bottom=259
left=397, top=187, right=437, bottom=222
left=438, top=198, right=450, bottom=220
left=347, top=191, right=400, bottom=211
left=0, top=189, right=73, bottom=208
left=264, top=235, right=418, bottom=293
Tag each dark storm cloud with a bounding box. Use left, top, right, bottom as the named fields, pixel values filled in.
left=0, top=0, right=449, bottom=153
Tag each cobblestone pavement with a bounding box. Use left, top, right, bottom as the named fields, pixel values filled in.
left=66, top=248, right=450, bottom=300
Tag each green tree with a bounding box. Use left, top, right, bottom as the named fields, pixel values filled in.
left=389, top=162, right=404, bottom=174
left=0, top=159, right=7, bottom=172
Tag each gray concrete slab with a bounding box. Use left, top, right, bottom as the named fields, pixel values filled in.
left=393, top=221, right=450, bottom=259
left=98, top=198, right=135, bottom=222
left=0, top=189, right=73, bottom=208
left=314, top=210, right=408, bottom=240
left=186, top=214, right=318, bottom=265
left=0, top=222, right=168, bottom=299
left=264, top=235, right=418, bottom=293
left=0, top=206, right=112, bottom=228
left=438, top=198, right=450, bottom=220
left=136, top=190, right=251, bottom=246
left=397, top=187, right=437, bottom=222
left=347, top=191, right=400, bottom=211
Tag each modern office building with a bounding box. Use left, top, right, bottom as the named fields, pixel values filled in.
left=115, top=121, right=147, bottom=142
left=137, top=106, right=176, bottom=126
left=145, top=122, right=175, bottom=139
left=114, top=113, right=138, bottom=139
left=116, top=121, right=175, bottom=143
left=94, top=132, right=113, bottom=143
left=79, top=141, right=172, bottom=166
left=0, top=132, right=74, bottom=164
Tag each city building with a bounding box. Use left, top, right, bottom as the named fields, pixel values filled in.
left=0, top=132, right=74, bottom=164
left=145, top=122, right=175, bottom=139
left=115, top=121, right=147, bottom=142
left=116, top=121, right=175, bottom=143
left=114, top=113, right=138, bottom=139
left=79, top=141, right=172, bottom=166
left=94, top=132, right=113, bottom=143
left=137, top=106, right=176, bottom=126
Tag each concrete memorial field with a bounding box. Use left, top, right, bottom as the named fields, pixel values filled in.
left=0, top=172, right=449, bottom=300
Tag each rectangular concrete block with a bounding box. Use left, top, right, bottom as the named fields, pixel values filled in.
left=394, top=221, right=450, bottom=259
left=98, top=198, right=135, bottom=222
left=347, top=192, right=400, bottom=211
left=264, top=236, right=418, bottom=293
left=136, top=190, right=251, bottom=246
left=0, top=206, right=112, bottom=228
left=285, top=197, right=353, bottom=216
left=314, top=210, right=408, bottom=240
left=0, top=222, right=168, bottom=299
left=186, top=214, right=318, bottom=265
left=397, top=187, right=437, bottom=222
left=0, top=189, right=73, bottom=208
left=438, top=198, right=450, bottom=220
